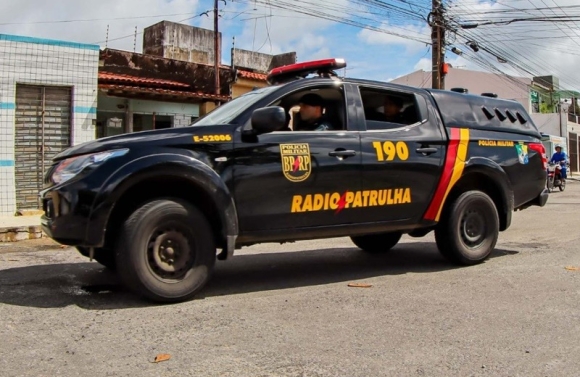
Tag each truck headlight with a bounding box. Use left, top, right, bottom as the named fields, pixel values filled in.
left=52, top=149, right=129, bottom=185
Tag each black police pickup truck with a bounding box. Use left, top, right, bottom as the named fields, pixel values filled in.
left=40, top=58, right=549, bottom=302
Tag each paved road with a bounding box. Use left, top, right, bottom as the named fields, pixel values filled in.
left=1, top=183, right=579, bottom=376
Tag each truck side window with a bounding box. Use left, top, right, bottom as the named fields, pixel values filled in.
left=359, top=87, right=420, bottom=130
left=269, top=85, right=347, bottom=131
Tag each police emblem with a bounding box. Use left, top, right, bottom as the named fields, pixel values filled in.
left=280, top=143, right=312, bottom=182
left=515, top=143, right=529, bottom=164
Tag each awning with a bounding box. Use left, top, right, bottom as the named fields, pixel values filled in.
left=98, top=84, right=231, bottom=102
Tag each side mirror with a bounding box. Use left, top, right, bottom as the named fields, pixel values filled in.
left=250, top=106, right=287, bottom=134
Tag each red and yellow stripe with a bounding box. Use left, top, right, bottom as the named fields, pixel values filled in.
left=423, top=127, right=470, bottom=222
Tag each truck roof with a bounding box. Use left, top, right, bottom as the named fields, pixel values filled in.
left=426, top=89, right=541, bottom=138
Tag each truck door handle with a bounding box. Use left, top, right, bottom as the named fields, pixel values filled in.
left=329, top=149, right=357, bottom=157
left=416, top=147, right=438, bottom=155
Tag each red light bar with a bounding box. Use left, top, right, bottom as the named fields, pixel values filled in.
left=267, top=58, right=347, bottom=85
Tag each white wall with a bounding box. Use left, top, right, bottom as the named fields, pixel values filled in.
left=531, top=113, right=565, bottom=136
left=0, top=34, right=99, bottom=215
left=390, top=68, right=532, bottom=111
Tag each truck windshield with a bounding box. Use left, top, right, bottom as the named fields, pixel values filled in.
left=191, top=85, right=280, bottom=126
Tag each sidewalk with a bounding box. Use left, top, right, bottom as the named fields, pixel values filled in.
left=0, top=215, right=43, bottom=242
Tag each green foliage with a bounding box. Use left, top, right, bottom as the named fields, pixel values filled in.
left=539, top=102, right=553, bottom=114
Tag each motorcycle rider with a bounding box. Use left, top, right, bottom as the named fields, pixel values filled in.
left=550, top=144, right=568, bottom=181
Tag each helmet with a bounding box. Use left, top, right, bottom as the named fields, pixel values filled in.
left=555, top=144, right=562, bottom=149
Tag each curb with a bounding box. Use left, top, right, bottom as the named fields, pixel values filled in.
left=0, top=226, right=45, bottom=242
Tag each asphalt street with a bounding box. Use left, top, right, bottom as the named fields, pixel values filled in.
left=1, top=182, right=579, bottom=376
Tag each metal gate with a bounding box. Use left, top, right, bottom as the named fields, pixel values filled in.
left=570, top=132, right=578, bottom=174
left=15, top=84, right=72, bottom=210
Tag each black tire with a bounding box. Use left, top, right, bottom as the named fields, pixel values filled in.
left=76, top=246, right=117, bottom=271
left=115, top=199, right=216, bottom=303
left=434, top=190, right=499, bottom=266
left=351, top=232, right=402, bottom=253
left=559, top=179, right=566, bottom=191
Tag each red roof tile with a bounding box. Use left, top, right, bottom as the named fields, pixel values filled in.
left=237, top=70, right=268, bottom=81
left=98, top=84, right=231, bottom=101
left=99, top=72, right=190, bottom=88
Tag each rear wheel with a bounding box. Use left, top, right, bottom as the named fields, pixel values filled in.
left=434, top=190, right=499, bottom=265
left=115, top=198, right=216, bottom=303
left=351, top=232, right=402, bottom=253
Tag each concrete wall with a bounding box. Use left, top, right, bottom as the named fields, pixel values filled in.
left=390, top=68, right=532, bottom=111
left=232, top=77, right=268, bottom=98
left=143, top=21, right=221, bottom=65
left=232, top=48, right=296, bottom=72
left=0, top=34, right=99, bottom=215
left=173, top=114, right=192, bottom=127
left=531, top=113, right=566, bottom=136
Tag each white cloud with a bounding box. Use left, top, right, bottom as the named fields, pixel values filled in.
left=228, top=0, right=350, bottom=57
left=358, top=21, right=430, bottom=54
left=414, top=57, right=431, bottom=71
left=0, top=0, right=201, bottom=51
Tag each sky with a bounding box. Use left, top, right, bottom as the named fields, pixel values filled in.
left=0, top=0, right=579, bottom=91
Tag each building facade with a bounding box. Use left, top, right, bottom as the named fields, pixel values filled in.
left=96, top=49, right=231, bottom=139
left=0, top=34, right=99, bottom=215
left=96, top=22, right=294, bottom=138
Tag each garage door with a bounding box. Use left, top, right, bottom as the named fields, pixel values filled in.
left=14, top=84, right=71, bottom=210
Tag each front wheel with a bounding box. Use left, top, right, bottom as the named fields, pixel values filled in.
left=559, top=179, right=566, bottom=191
left=115, top=199, right=216, bottom=303
left=351, top=232, right=402, bottom=253
left=434, top=190, right=499, bottom=265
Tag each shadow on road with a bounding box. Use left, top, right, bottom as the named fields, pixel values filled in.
left=0, top=242, right=518, bottom=310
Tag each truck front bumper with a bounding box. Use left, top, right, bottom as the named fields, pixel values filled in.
left=40, top=181, right=98, bottom=246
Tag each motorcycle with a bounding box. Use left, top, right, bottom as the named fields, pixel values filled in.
left=546, top=161, right=566, bottom=192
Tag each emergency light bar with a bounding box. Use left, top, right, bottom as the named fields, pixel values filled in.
left=266, top=58, right=347, bottom=85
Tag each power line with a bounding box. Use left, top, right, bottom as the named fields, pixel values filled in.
left=0, top=12, right=200, bottom=26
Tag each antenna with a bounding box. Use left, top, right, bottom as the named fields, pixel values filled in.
left=105, top=24, right=109, bottom=48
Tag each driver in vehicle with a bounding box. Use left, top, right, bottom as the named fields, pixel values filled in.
left=294, top=93, right=334, bottom=131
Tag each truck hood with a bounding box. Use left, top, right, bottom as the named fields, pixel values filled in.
left=53, top=125, right=233, bottom=161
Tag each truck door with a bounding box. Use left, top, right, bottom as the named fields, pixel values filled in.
left=353, top=84, right=447, bottom=224
left=232, top=83, right=362, bottom=232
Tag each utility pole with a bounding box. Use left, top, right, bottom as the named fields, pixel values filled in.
left=214, top=0, right=221, bottom=96
left=430, top=0, right=445, bottom=89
